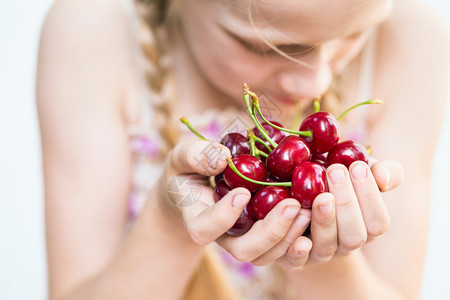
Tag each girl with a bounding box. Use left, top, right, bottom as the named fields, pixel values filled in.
left=37, top=0, right=448, bottom=299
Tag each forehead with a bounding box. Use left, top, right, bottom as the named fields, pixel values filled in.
left=215, top=0, right=392, bottom=43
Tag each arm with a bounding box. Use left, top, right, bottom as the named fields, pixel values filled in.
left=37, top=1, right=203, bottom=299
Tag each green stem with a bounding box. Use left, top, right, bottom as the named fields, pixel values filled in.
left=337, top=99, right=383, bottom=121
left=254, top=136, right=272, bottom=152
left=252, top=97, right=312, bottom=138
left=256, top=150, right=268, bottom=158
left=313, top=97, right=321, bottom=113
left=226, top=157, right=291, bottom=187
left=243, top=86, right=278, bottom=148
left=180, top=117, right=210, bottom=141
left=247, top=128, right=257, bottom=156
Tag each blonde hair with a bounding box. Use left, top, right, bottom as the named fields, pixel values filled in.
left=133, top=1, right=343, bottom=299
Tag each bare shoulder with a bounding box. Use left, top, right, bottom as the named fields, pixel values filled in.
left=38, top=0, right=136, bottom=94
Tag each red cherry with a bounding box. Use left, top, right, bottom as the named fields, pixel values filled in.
left=220, top=133, right=250, bottom=157
left=299, top=112, right=340, bottom=154
left=214, top=179, right=232, bottom=202
left=223, top=154, right=268, bottom=192
left=253, top=121, right=286, bottom=154
left=251, top=186, right=291, bottom=220
left=227, top=204, right=255, bottom=236
left=291, top=161, right=328, bottom=208
left=311, top=153, right=328, bottom=170
left=327, top=140, right=369, bottom=169
left=214, top=173, right=224, bottom=184
left=266, top=136, right=311, bottom=181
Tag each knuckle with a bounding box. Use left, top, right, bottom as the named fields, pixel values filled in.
left=310, top=253, right=333, bottom=264
left=335, top=196, right=355, bottom=209
left=231, top=248, right=252, bottom=263
left=287, top=260, right=307, bottom=271
left=367, top=217, right=390, bottom=237
left=314, top=244, right=337, bottom=259
left=264, top=226, right=285, bottom=244
left=341, top=235, right=367, bottom=251
left=186, top=227, right=208, bottom=246
left=251, top=258, right=270, bottom=266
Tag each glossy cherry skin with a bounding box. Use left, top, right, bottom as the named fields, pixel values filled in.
left=299, top=112, right=340, bottom=154
left=223, top=154, right=268, bottom=192
left=214, top=179, right=232, bottom=202
left=266, top=135, right=311, bottom=181
left=227, top=204, right=255, bottom=236
left=251, top=186, right=291, bottom=220
left=327, top=140, right=369, bottom=169
left=220, top=133, right=250, bottom=157
left=214, top=173, right=224, bottom=184
left=311, top=153, right=328, bottom=170
left=253, top=121, right=286, bottom=154
left=291, top=162, right=328, bottom=208
left=212, top=180, right=255, bottom=236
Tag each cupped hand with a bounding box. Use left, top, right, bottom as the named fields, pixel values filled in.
left=276, top=160, right=403, bottom=270
left=158, top=139, right=311, bottom=266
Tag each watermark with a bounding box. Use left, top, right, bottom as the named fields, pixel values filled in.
left=241, top=90, right=283, bottom=120
left=167, top=175, right=203, bottom=207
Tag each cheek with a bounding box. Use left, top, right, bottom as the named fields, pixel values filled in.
left=330, top=36, right=371, bottom=73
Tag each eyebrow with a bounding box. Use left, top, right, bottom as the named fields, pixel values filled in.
left=220, top=24, right=315, bottom=54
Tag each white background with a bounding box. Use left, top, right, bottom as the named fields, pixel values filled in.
left=0, top=1, right=449, bottom=299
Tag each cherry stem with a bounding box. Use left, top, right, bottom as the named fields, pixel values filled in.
left=180, top=117, right=210, bottom=141
left=247, top=128, right=257, bottom=156
left=366, top=146, right=373, bottom=156
left=313, top=96, right=321, bottom=113
left=247, top=90, right=312, bottom=138
left=247, top=128, right=270, bottom=158
left=257, top=150, right=268, bottom=158
left=226, top=157, right=291, bottom=187
left=337, top=99, right=384, bottom=121
left=243, top=84, right=278, bottom=148
left=254, top=136, right=272, bottom=152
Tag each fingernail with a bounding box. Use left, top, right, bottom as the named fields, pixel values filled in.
left=295, top=212, right=310, bottom=228
left=319, top=201, right=332, bottom=215
left=294, top=240, right=311, bottom=256
left=283, top=206, right=299, bottom=219
left=329, top=168, right=346, bottom=184
left=351, top=163, right=367, bottom=180
left=381, top=164, right=391, bottom=189
left=231, top=193, right=249, bottom=208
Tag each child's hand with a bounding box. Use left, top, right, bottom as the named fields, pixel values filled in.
left=159, top=140, right=310, bottom=264
left=275, top=160, right=403, bottom=270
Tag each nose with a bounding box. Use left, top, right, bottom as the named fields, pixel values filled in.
left=277, top=51, right=332, bottom=100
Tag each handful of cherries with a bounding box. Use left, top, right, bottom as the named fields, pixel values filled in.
left=181, top=84, right=382, bottom=236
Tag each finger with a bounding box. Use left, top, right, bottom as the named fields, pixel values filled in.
left=184, top=187, right=251, bottom=246
left=217, top=199, right=300, bottom=262
left=166, top=139, right=231, bottom=177
left=277, top=236, right=313, bottom=270
left=326, top=164, right=367, bottom=255
left=349, top=162, right=390, bottom=238
left=308, top=193, right=338, bottom=263
left=252, top=207, right=311, bottom=266
left=371, top=160, right=403, bottom=192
